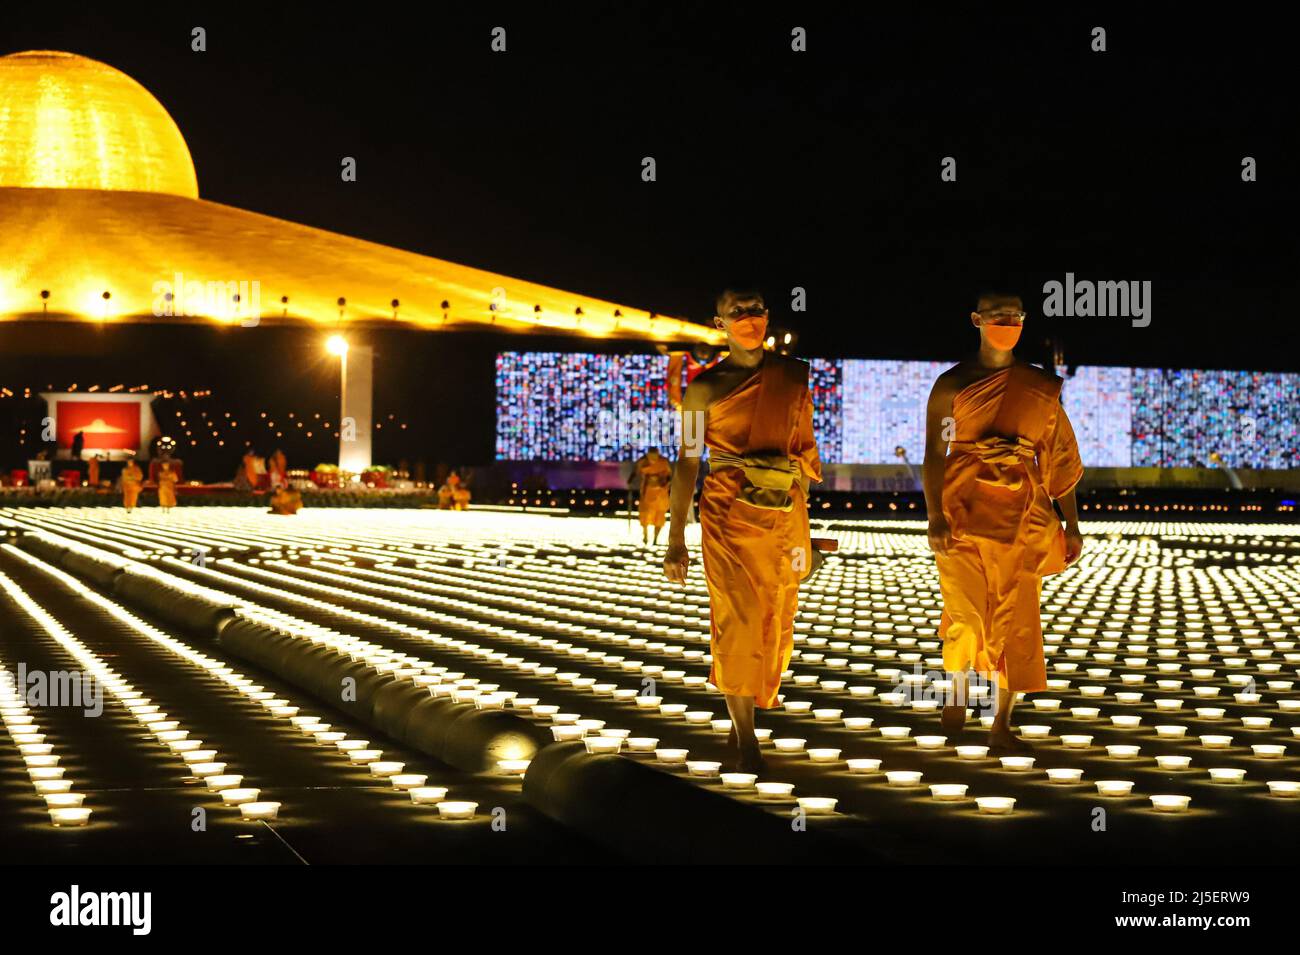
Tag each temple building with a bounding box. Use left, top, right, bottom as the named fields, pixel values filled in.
left=0, top=50, right=719, bottom=472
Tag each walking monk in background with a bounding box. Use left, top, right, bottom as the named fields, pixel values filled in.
left=156, top=460, right=178, bottom=512
left=923, top=292, right=1084, bottom=753
left=633, top=448, right=672, bottom=545
left=664, top=288, right=821, bottom=773
left=120, top=457, right=143, bottom=512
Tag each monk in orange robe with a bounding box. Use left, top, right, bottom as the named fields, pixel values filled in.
left=923, top=292, right=1084, bottom=753
left=87, top=454, right=100, bottom=489
left=269, top=486, right=302, bottom=515
left=633, top=448, right=672, bottom=544
left=453, top=487, right=471, bottom=510
left=157, top=461, right=178, bottom=511
left=447, top=471, right=471, bottom=510
left=120, top=459, right=143, bottom=512
left=665, top=289, right=821, bottom=772
left=269, top=449, right=288, bottom=490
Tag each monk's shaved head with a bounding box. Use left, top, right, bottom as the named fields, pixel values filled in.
left=975, top=291, right=1023, bottom=313
left=715, top=287, right=765, bottom=317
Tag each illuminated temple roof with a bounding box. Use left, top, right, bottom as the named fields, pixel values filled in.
left=0, top=51, right=721, bottom=343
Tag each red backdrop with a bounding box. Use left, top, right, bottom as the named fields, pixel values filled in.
left=56, top=401, right=140, bottom=451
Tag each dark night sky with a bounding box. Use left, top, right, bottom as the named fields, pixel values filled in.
left=6, top=5, right=1297, bottom=369
left=3, top=6, right=1298, bottom=472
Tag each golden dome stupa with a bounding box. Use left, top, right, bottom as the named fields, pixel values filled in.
left=0, top=50, right=198, bottom=198
left=0, top=49, right=718, bottom=343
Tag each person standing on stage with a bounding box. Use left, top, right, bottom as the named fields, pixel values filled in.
left=269, top=448, right=288, bottom=490
left=664, top=288, right=822, bottom=773
left=923, top=291, right=1085, bottom=753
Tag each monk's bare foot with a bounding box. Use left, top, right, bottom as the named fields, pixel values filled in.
left=940, top=705, right=967, bottom=735
left=989, top=728, right=1034, bottom=755
left=737, top=745, right=766, bottom=775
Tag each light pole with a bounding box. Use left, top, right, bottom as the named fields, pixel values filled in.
left=327, top=334, right=372, bottom=478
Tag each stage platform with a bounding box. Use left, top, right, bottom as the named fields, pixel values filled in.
left=1, top=507, right=1297, bottom=864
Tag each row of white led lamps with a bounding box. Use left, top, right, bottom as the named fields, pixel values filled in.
left=369, top=560, right=1299, bottom=691
left=160, top=555, right=856, bottom=815
left=3, top=543, right=482, bottom=822
left=12, top=519, right=1289, bottom=691
left=260, top=554, right=1300, bottom=718
left=148, top=547, right=829, bottom=810
left=0, top=511, right=177, bottom=560
left=17, top=511, right=1300, bottom=815
left=236, top=548, right=1300, bottom=810
left=261, top=537, right=1289, bottom=712
left=10, top=508, right=1300, bottom=561
left=0, top=658, right=93, bottom=826
left=239, top=550, right=1297, bottom=729
left=238, top=560, right=1300, bottom=814
left=13, top=507, right=667, bottom=556
left=68, top=519, right=1300, bottom=712
left=361, top=537, right=1294, bottom=665
left=0, top=560, right=292, bottom=824
left=189, top=558, right=1165, bottom=814
left=54, top=508, right=334, bottom=560
left=61, top=522, right=1300, bottom=732
left=35, top=514, right=1294, bottom=670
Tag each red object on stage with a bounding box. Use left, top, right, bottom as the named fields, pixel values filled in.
left=55, top=400, right=140, bottom=452
left=10, top=470, right=28, bottom=487
left=312, top=469, right=341, bottom=488
left=148, top=459, right=184, bottom=483
left=59, top=470, right=80, bottom=488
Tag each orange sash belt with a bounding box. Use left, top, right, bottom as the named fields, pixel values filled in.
left=949, top=436, right=1037, bottom=490
left=947, top=436, right=1044, bottom=547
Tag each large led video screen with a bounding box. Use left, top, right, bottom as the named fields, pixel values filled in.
left=496, top=352, right=1299, bottom=468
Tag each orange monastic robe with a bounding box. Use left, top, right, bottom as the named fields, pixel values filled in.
left=700, top=356, right=822, bottom=708
left=269, top=487, right=303, bottom=515
left=936, top=363, right=1084, bottom=693
left=121, top=463, right=143, bottom=510
left=636, top=455, right=671, bottom=528
left=157, top=467, right=177, bottom=508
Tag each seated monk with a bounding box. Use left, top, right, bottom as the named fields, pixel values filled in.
left=448, top=472, right=471, bottom=510
left=923, top=291, right=1085, bottom=754
left=269, top=486, right=302, bottom=515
